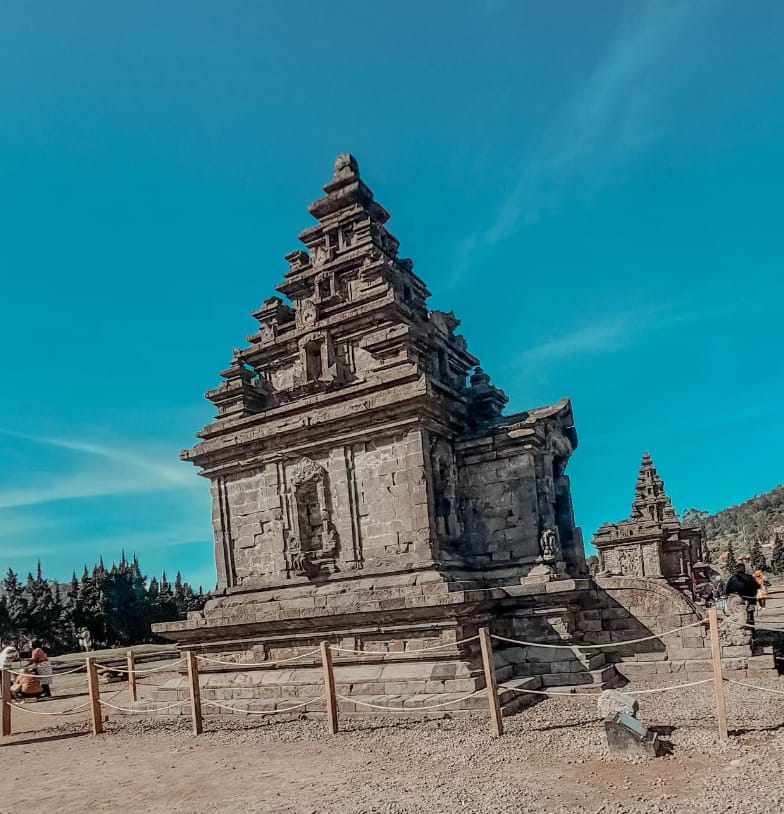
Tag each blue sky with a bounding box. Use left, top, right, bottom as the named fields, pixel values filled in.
left=1, top=1, right=782, bottom=589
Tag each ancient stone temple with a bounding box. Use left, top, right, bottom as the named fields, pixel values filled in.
left=592, top=453, right=704, bottom=593
left=153, top=155, right=616, bottom=713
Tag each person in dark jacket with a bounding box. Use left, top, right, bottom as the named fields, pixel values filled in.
left=725, top=562, right=759, bottom=626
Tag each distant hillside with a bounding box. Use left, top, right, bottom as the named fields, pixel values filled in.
left=692, top=485, right=784, bottom=563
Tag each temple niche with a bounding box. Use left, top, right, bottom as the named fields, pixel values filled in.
left=592, top=453, right=704, bottom=594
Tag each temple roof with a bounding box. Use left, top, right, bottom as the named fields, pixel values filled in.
left=629, top=452, right=679, bottom=524
left=186, top=153, right=516, bottom=447
left=592, top=453, right=682, bottom=545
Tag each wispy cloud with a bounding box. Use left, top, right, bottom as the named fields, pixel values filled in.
left=0, top=430, right=197, bottom=509
left=517, top=293, right=769, bottom=368
left=452, top=1, right=701, bottom=280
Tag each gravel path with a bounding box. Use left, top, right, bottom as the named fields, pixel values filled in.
left=2, top=671, right=784, bottom=814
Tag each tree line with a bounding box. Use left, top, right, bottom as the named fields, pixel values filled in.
left=683, top=502, right=784, bottom=575
left=0, top=554, right=206, bottom=654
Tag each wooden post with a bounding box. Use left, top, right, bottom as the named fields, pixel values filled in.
left=1, top=670, right=11, bottom=737
left=86, top=657, right=104, bottom=735
left=708, top=607, right=728, bottom=741
left=127, top=651, right=137, bottom=702
left=479, top=626, right=503, bottom=737
left=320, top=641, right=339, bottom=734
left=186, top=651, right=202, bottom=735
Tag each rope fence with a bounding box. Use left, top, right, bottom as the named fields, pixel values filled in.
left=0, top=608, right=781, bottom=742
left=204, top=695, right=326, bottom=715
left=490, top=619, right=706, bottom=651
left=335, top=690, right=483, bottom=712
left=195, top=649, right=320, bottom=668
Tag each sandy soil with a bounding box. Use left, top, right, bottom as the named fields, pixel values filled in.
left=3, top=676, right=784, bottom=814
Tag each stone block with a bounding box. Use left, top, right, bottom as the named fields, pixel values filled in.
left=444, top=678, right=477, bottom=692
left=598, top=690, right=639, bottom=719
left=683, top=660, right=712, bottom=674
left=384, top=680, right=427, bottom=695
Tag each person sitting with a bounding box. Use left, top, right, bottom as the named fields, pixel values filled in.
left=10, top=669, right=45, bottom=701
left=25, top=640, right=52, bottom=698
left=725, top=561, right=759, bottom=626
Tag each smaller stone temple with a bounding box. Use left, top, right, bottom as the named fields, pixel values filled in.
left=592, top=453, right=704, bottom=593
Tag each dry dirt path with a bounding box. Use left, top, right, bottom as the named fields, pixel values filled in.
left=3, top=675, right=784, bottom=814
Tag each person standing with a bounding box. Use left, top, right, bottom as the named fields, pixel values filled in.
left=78, top=628, right=93, bottom=652
left=725, top=561, right=760, bottom=627
left=26, top=640, right=52, bottom=698
left=754, top=569, right=770, bottom=610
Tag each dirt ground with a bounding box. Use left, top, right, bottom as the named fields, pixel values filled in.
left=3, top=676, right=784, bottom=814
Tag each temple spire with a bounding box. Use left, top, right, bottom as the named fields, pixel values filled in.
left=630, top=452, right=678, bottom=525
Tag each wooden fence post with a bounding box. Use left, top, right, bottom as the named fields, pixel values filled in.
left=86, top=657, right=103, bottom=735
left=320, top=641, right=339, bottom=734
left=127, top=651, right=137, bottom=702
left=479, top=627, right=503, bottom=737
left=186, top=651, right=202, bottom=735
left=708, top=607, right=728, bottom=741
left=1, top=670, right=11, bottom=737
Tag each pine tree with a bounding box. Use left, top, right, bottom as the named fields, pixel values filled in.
left=0, top=596, right=11, bottom=644
left=771, top=535, right=784, bottom=575
left=749, top=538, right=767, bottom=571
left=0, top=555, right=206, bottom=652
left=26, top=561, right=58, bottom=646
left=2, top=569, right=29, bottom=646
left=725, top=542, right=737, bottom=575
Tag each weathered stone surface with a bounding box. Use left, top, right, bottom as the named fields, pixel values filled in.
left=598, top=689, right=639, bottom=720
left=151, top=155, right=632, bottom=709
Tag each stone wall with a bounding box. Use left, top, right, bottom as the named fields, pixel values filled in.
left=454, top=443, right=540, bottom=570
left=583, top=575, right=777, bottom=680
left=583, top=575, right=703, bottom=656
left=211, top=429, right=432, bottom=588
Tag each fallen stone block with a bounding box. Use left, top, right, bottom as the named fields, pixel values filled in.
left=598, top=689, right=639, bottom=720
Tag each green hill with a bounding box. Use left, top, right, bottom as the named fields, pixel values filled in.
left=685, top=485, right=784, bottom=570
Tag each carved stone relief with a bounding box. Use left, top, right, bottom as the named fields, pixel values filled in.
left=540, top=528, right=558, bottom=562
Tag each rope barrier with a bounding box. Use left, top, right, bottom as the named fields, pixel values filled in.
left=4, top=663, right=87, bottom=677
left=195, top=649, right=321, bottom=668
left=627, top=679, right=714, bottom=694
left=498, top=683, right=603, bottom=697
left=497, top=677, right=715, bottom=699
left=332, top=635, right=479, bottom=657
left=101, top=660, right=181, bottom=676
left=8, top=701, right=90, bottom=716
left=99, top=699, right=189, bottom=713
left=203, top=695, right=326, bottom=715
left=723, top=679, right=784, bottom=697
left=335, top=690, right=483, bottom=711
left=491, top=619, right=705, bottom=650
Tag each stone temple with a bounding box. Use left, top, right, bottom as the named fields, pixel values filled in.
left=152, top=156, right=774, bottom=714
left=592, top=453, right=705, bottom=596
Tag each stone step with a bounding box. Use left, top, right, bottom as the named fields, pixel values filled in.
left=495, top=644, right=607, bottom=672
left=497, top=677, right=545, bottom=716
left=541, top=664, right=618, bottom=688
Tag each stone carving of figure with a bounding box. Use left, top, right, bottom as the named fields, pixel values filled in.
left=540, top=528, right=557, bottom=561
